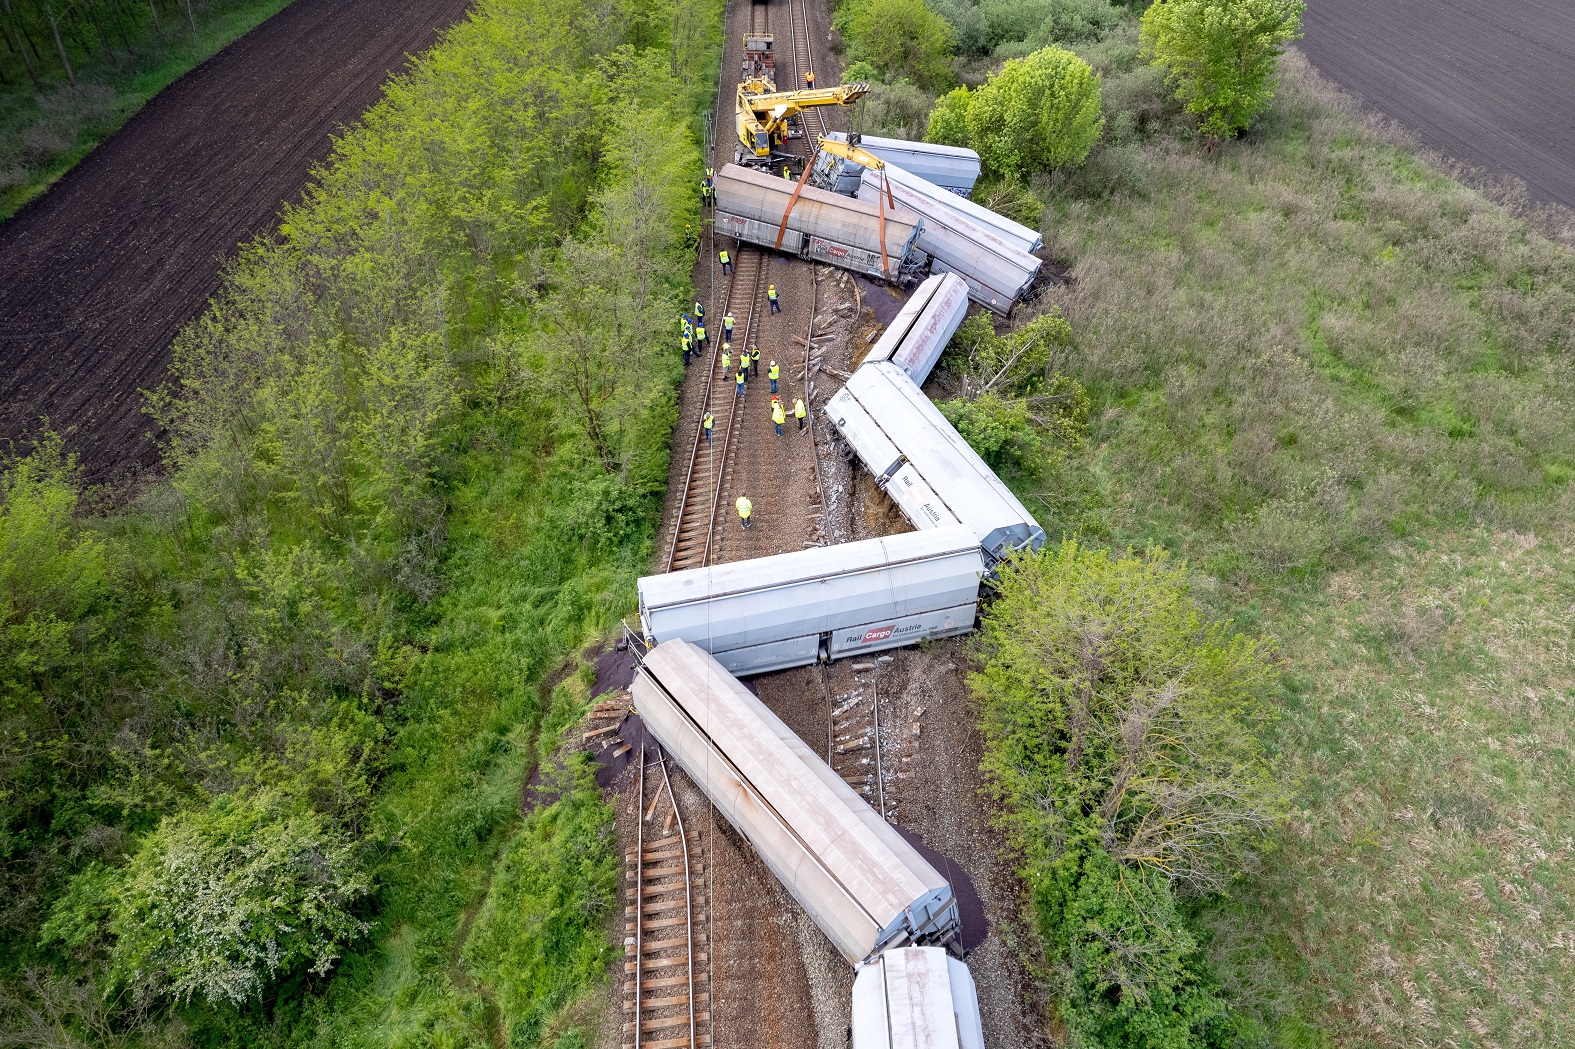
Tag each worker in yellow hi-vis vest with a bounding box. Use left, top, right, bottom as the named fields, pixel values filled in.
left=793, top=397, right=807, bottom=432
left=719, top=249, right=732, bottom=275
left=768, top=360, right=780, bottom=394
left=720, top=344, right=732, bottom=376
left=736, top=495, right=752, bottom=529
left=767, top=285, right=780, bottom=314
left=771, top=398, right=786, bottom=436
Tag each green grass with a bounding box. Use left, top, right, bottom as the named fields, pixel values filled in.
left=0, top=0, right=296, bottom=221
left=998, top=36, right=1575, bottom=1048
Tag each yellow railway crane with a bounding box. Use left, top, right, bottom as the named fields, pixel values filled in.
left=734, top=79, right=869, bottom=166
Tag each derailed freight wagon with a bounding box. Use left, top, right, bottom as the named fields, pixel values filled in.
left=631, top=640, right=963, bottom=964
left=862, top=273, right=970, bottom=386
left=852, top=947, right=986, bottom=1049
left=637, top=526, right=983, bottom=676
left=877, top=162, right=1043, bottom=254
left=859, top=169, right=1040, bottom=315
left=714, top=163, right=919, bottom=281
left=815, top=132, right=981, bottom=197
left=828, top=361, right=1046, bottom=563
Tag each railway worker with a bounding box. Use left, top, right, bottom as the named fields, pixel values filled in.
left=735, top=369, right=747, bottom=397
left=783, top=165, right=793, bottom=181
left=794, top=397, right=807, bottom=431
left=720, top=344, right=732, bottom=376
left=695, top=322, right=707, bottom=352
left=750, top=346, right=762, bottom=378
left=703, top=411, right=714, bottom=444
left=767, top=284, right=780, bottom=314
left=694, top=300, right=704, bottom=323
left=736, top=495, right=752, bottom=530
left=700, top=175, right=714, bottom=206
left=681, top=330, right=693, bottom=366
left=768, top=360, right=780, bottom=394
left=680, top=311, right=692, bottom=336
left=805, top=70, right=815, bottom=89
left=723, top=311, right=735, bottom=342
left=772, top=398, right=787, bottom=436
left=719, top=248, right=732, bottom=275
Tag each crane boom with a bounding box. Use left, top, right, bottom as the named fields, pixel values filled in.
left=733, top=82, right=871, bottom=166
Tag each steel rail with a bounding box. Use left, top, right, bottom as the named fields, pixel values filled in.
left=699, top=250, right=769, bottom=565
left=633, top=743, right=647, bottom=1049
left=655, top=750, right=697, bottom=1049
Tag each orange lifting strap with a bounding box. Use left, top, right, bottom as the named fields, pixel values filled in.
left=775, top=150, right=895, bottom=280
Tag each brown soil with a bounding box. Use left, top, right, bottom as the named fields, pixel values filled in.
left=1299, top=2, right=1575, bottom=210
left=0, top=0, right=472, bottom=485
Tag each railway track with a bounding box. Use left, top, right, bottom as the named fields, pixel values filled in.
left=786, top=0, right=833, bottom=141
left=663, top=246, right=770, bottom=572
left=625, top=744, right=711, bottom=1049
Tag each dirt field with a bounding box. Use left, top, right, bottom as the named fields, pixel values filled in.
left=0, top=0, right=472, bottom=484
left=1300, top=0, right=1575, bottom=209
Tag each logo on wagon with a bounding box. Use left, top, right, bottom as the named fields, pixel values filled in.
left=860, top=625, right=895, bottom=644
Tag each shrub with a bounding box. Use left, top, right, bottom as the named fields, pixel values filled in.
left=940, top=394, right=1044, bottom=468
left=844, top=0, right=956, bottom=90
left=930, top=46, right=1105, bottom=178
left=108, top=792, right=371, bottom=1007
left=1140, top=0, right=1305, bottom=142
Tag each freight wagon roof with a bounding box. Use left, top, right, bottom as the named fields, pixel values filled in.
left=882, top=162, right=1043, bottom=253
left=824, top=132, right=981, bottom=193
left=633, top=640, right=953, bottom=962
left=716, top=163, right=920, bottom=238
left=851, top=948, right=985, bottom=1049
left=835, top=362, right=1045, bottom=555
left=864, top=273, right=970, bottom=385
left=862, top=170, right=1040, bottom=282
left=639, top=526, right=979, bottom=611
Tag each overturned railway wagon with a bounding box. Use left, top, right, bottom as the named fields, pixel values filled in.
left=829, top=361, right=1046, bottom=563
left=637, top=526, right=983, bottom=676
left=878, top=162, right=1043, bottom=255
left=631, top=640, right=963, bottom=965
left=714, top=163, right=920, bottom=281
left=852, top=947, right=986, bottom=1049
left=815, top=132, right=981, bottom=197
left=862, top=273, right=970, bottom=386
left=859, top=171, right=1039, bottom=315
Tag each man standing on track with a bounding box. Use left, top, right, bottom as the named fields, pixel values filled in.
left=768, top=285, right=780, bottom=313
left=794, top=397, right=807, bottom=431
left=772, top=398, right=786, bottom=436
left=806, top=70, right=815, bottom=89
left=735, top=369, right=746, bottom=397
left=736, top=495, right=752, bottom=530
left=703, top=411, right=714, bottom=444
left=723, top=311, right=735, bottom=344
left=719, top=248, right=732, bottom=275
left=768, top=360, right=780, bottom=394
left=720, top=344, right=731, bottom=376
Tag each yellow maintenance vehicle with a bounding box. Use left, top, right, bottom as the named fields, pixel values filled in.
left=734, top=79, right=869, bottom=166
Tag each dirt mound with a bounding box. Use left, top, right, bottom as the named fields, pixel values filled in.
left=0, top=0, right=472, bottom=485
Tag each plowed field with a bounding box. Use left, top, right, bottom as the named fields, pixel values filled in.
left=1301, top=0, right=1575, bottom=209
left=0, top=0, right=472, bottom=484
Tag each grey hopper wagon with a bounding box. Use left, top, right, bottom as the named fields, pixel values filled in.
left=828, top=361, right=1046, bottom=563
left=630, top=640, right=963, bottom=965
left=637, top=526, right=984, bottom=676
left=851, top=947, right=986, bottom=1049
left=862, top=273, right=971, bottom=386
left=859, top=171, right=1039, bottom=315
left=815, top=132, right=981, bottom=197
left=714, top=163, right=920, bottom=281
left=879, top=161, right=1043, bottom=254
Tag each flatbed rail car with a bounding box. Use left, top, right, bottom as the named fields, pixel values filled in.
left=858, top=169, right=1040, bottom=314
left=852, top=947, right=986, bottom=1049
left=877, top=162, right=1043, bottom=254
left=631, top=640, right=964, bottom=965
left=828, top=361, right=1047, bottom=563
left=742, top=31, right=775, bottom=87
left=861, top=273, right=970, bottom=386
left=815, top=132, right=981, bottom=197
left=637, top=526, right=984, bottom=676
left=714, top=163, right=920, bottom=282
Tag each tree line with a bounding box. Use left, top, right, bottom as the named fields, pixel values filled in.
left=0, top=0, right=211, bottom=88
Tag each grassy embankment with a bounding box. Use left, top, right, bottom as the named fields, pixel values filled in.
left=0, top=0, right=298, bottom=220
left=840, top=1, right=1575, bottom=1044
left=0, top=0, right=721, bottom=1044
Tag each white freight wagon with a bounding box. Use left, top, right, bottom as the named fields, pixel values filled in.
left=637, top=526, right=982, bottom=676
left=859, top=169, right=1040, bottom=314
left=862, top=273, right=970, bottom=386
left=828, top=361, right=1046, bottom=563
left=714, top=163, right=920, bottom=281
left=816, top=132, right=981, bottom=196
left=851, top=947, right=986, bottom=1049
left=877, top=162, right=1043, bottom=254
left=631, top=640, right=963, bottom=964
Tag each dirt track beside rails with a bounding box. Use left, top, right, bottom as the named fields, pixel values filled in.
left=0, top=0, right=472, bottom=484
left=1300, top=0, right=1575, bottom=210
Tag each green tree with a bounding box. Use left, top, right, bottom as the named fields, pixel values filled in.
left=845, top=0, right=955, bottom=91
left=935, top=46, right=1104, bottom=178
left=1140, top=0, right=1305, bottom=142
left=108, top=791, right=371, bottom=1007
